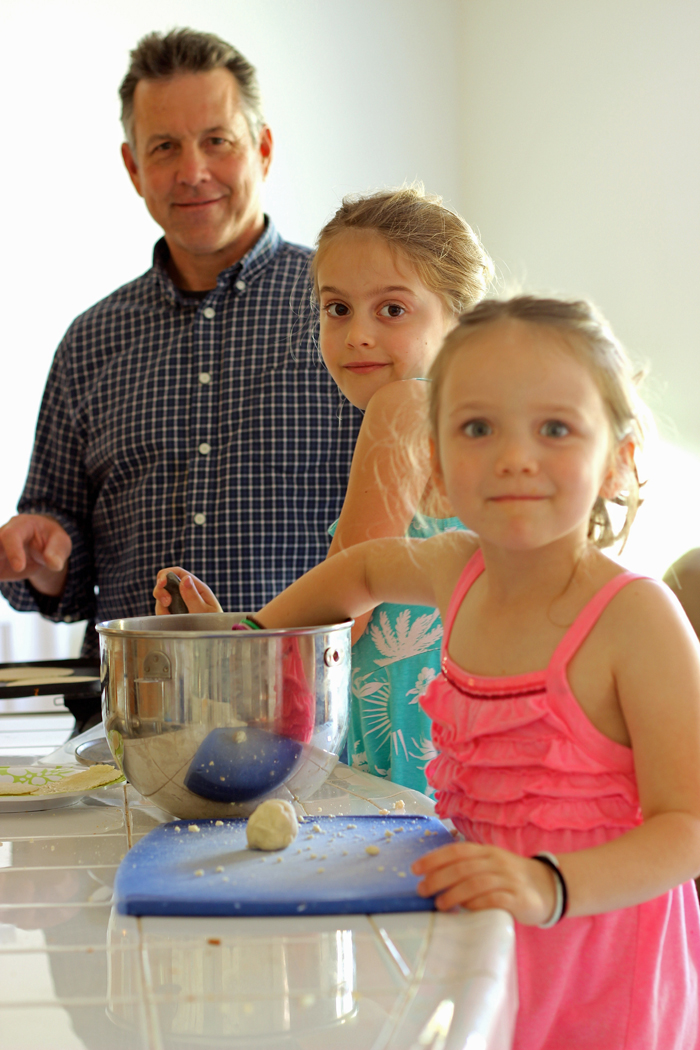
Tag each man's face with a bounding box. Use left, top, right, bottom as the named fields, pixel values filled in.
left=121, top=68, right=272, bottom=275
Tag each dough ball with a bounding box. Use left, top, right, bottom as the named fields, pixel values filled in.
left=246, top=799, right=299, bottom=851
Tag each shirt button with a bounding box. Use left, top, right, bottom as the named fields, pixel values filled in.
left=198, top=372, right=211, bottom=385
left=198, top=443, right=211, bottom=456
left=202, top=306, right=216, bottom=319
left=235, top=280, right=246, bottom=292
left=193, top=513, right=206, bottom=525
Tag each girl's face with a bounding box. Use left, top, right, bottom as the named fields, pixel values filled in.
left=316, top=229, right=454, bottom=410
left=432, top=319, right=620, bottom=554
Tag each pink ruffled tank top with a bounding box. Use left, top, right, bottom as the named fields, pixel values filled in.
left=420, top=549, right=700, bottom=1050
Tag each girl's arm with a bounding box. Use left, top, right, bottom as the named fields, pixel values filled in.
left=153, top=534, right=470, bottom=625
left=414, top=579, right=700, bottom=923
left=328, top=381, right=452, bottom=642
left=258, top=535, right=451, bottom=629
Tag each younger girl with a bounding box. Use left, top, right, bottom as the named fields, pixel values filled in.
left=165, top=297, right=700, bottom=1048
left=158, top=187, right=493, bottom=794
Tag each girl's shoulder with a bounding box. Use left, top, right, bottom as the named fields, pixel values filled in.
left=420, top=529, right=480, bottom=574
left=587, top=553, right=698, bottom=657
left=363, top=378, right=429, bottom=428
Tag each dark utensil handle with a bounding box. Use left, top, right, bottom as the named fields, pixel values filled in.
left=165, top=572, right=189, bottom=615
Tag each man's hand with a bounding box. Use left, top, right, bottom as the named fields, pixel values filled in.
left=0, top=514, right=71, bottom=597
left=153, top=567, right=223, bottom=614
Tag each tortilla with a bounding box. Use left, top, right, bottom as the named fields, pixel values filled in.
left=0, top=782, right=40, bottom=795
left=0, top=667, right=75, bottom=682
left=43, top=765, right=123, bottom=794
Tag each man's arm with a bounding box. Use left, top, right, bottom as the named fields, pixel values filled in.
left=0, top=338, right=97, bottom=624
left=0, top=514, right=71, bottom=595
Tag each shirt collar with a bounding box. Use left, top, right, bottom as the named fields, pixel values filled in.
left=151, top=216, right=283, bottom=304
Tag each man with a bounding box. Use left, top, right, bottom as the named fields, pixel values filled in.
left=0, top=29, right=360, bottom=708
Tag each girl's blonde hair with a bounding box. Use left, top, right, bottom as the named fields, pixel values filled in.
left=428, top=296, right=647, bottom=549
left=312, top=186, right=494, bottom=315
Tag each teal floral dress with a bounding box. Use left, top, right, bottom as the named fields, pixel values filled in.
left=330, top=514, right=463, bottom=795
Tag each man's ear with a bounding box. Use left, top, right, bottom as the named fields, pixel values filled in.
left=121, top=142, right=143, bottom=198
left=600, top=437, right=635, bottom=500
left=429, top=436, right=447, bottom=498
left=258, top=126, right=273, bottom=179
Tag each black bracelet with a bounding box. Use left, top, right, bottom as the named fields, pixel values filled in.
left=532, top=852, right=568, bottom=927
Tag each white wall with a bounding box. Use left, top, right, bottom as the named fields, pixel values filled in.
left=455, top=0, right=700, bottom=578
left=0, top=0, right=463, bottom=659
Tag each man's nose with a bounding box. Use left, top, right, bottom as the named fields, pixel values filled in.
left=176, top=143, right=210, bottom=185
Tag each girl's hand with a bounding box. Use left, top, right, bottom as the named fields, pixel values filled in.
left=153, top=567, right=223, bottom=615
left=412, top=842, right=557, bottom=926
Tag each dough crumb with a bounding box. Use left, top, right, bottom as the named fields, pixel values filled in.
left=316, top=867, right=325, bottom=873
left=377, top=808, right=389, bottom=815
left=188, top=824, right=200, bottom=833
left=194, top=869, right=204, bottom=877
left=365, top=845, right=380, bottom=856
left=246, top=799, right=299, bottom=851
left=215, top=820, right=224, bottom=826
left=215, top=865, right=224, bottom=873
left=234, top=730, right=247, bottom=743
left=346, top=823, right=357, bottom=829
left=398, top=871, right=406, bottom=878
left=312, top=823, right=322, bottom=833
left=384, top=830, right=393, bottom=839
left=378, top=865, right=385, bottom=872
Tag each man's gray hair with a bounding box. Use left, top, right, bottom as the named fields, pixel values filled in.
left=119, top=28, right=265, bottom=150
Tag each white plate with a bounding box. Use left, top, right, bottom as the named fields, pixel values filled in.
left=0, top=765, right=126, bottom=813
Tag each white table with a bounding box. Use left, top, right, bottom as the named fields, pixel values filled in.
left=0, top=728, right=517, bottom=1049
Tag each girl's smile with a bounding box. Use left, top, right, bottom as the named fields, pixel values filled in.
left=316, top=229, right=454, bottom=410
left=434, top=318, right=617, bottom=553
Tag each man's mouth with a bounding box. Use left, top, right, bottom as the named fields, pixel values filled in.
left=172, top=198, right=224, bottom=209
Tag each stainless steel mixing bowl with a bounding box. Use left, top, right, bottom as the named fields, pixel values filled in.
left=96, top=614, right=351, bottom=819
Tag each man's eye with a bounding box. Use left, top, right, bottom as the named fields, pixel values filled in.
left=153, top=142, right=173, bottom=153
left=208, top=137, right=229, bottom=147
left=325, top=303, right=350, bottom=318
left=540, top=420, right=570, bottom=438
left=379, top=303, right=405, bottom=318
left=463, top=419, right=491, bottom=438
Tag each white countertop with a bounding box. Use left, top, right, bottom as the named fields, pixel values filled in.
left=0, top=726, right=517, bottom=1050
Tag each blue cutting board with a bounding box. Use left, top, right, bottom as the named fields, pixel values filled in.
left=115, top=814, right=452, bottom=916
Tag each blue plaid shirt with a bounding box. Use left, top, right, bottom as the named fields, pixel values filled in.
left=1, top=219, right=361, bottom=657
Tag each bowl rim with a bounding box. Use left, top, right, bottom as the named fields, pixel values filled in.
left=95, top=613, right=353, bottom=640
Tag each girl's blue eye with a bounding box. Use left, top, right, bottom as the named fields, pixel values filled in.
left=325, top=303, right=350, bottom=318
left=379, top=303, right=405, bottom=318
left=540, top=420, right=570, bottom=438
left=463, top=419, right=491, bottom=438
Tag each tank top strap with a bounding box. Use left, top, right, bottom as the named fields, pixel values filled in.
left=549, top=570, right=648, bottom=671
left=443, top=547, right=485, bottom=652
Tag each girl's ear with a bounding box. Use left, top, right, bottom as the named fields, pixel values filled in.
left=600, top=437, right=635, bottom=500
left=429, top=436, right=448, bottom=497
